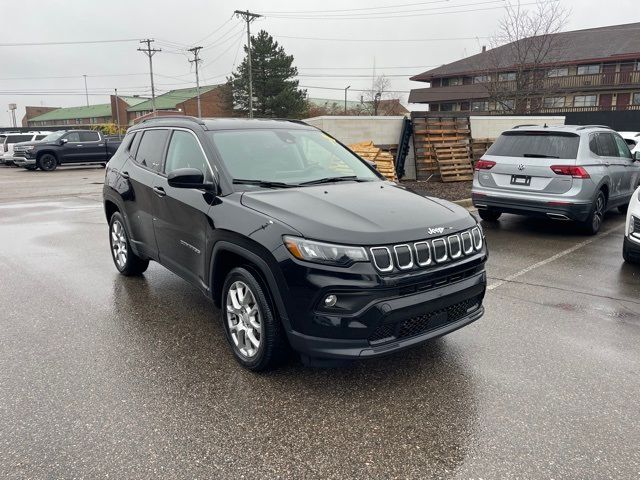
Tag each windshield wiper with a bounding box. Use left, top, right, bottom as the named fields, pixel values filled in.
left=522, top=153, right=560, bottom=158
left=298, top=175, right=367, bottom=186
left=232, top=179, right=297, bottom=188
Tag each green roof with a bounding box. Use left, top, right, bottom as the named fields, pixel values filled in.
left=127, top=85, right=220, bottom=112
left=30, top=103, right=112, bottom=122
left=120, top=95, right=149, bottom=106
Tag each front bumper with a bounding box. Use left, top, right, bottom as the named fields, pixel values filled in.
left=13, top=156, right=36, bottom=167
left=472, top=192, right=591, bottom=222
left=286, top=266, right=486, bottom=360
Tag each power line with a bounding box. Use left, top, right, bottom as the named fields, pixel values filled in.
left=259, top=0, right=454, bottom=14
left=234, top=10, right=261, bottom=118
left=0, top=38, right=141, bottom=47
left=192, top=16, right=234, bottom=45
left=202, top=30, right=246, bottom=69
left=275, top=34, right=490, bottom=42
left=188, top=46, right=203, bottom=118
left=138, top=39, right=161, bottom=114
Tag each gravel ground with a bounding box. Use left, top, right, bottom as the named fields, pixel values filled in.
left=400, top=179, right=472, bottom=202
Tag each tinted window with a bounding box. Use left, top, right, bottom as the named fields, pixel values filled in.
left=596, top=133, right=618, bottom=157
left=613, top=134, right=632, bottom=159
left=134, top=129, right=169, bottom=172
left=7, top=134, right=34, bottom=143
left=486, top=132, right=580, bottom=159
left=64, top=132, right=81, bottom=142
left=165, top=130, right=209, bottom=177
left=35, top=135, right=47, bottom=140
left=79, top=131, right=100, bottom=142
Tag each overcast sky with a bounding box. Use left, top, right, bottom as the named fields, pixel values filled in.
left=1, top=0, right=637, bottom=125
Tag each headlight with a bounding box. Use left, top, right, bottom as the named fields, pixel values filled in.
left=25, top=146, right=35, bottom=151
left=283, top=236, right=368, bottom=266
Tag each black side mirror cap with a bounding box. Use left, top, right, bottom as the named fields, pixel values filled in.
left=167, top=167, right=214, bottom=191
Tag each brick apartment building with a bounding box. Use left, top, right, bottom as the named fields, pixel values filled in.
left=24, top=84, right=231, bottom=128
left=409, top=23, right=640, bottom=115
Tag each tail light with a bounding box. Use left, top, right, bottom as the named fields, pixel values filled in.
left=475, top=159, right=496, bottom=170
left=550, top=165, right=590, bottom=179
left=3, top=143, right=6, bottom=153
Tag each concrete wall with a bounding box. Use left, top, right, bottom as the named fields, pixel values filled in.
left=304, top=116, right=407, bottom=146
left=469, top=115, right=566, bottom=139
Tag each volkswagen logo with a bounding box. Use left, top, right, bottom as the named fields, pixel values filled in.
left=517, top=164, right=526, bottom=171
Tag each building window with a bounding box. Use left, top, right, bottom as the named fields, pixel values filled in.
left=633, top=93, right=640, bottom=105
left=440, top=103, right=455, bottom=111
left=547, top=68, right=569, bottom=77
left=574, top=95, right=597, bottom=107
left=473, top=74, right=490, bottom=83
left=577, top=64, right=601, bottom=75
left=449, top=77, right=462, bottom=86
left=471, top=101, right=489, bottom=111
left=543, top=97, right=565, bottom=108
left=498, top=72, right=516, bottom=81
left=496, top=99, right=515, bottom=111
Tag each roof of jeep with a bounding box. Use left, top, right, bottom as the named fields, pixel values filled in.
left=130, top=117, right=315, bottom=131
left=506, top=124, right=613, bottom=134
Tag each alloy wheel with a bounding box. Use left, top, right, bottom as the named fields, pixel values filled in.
left=592, top=195, right=605, bottom=231
left=226, top=281, right=262, bottom=358
left=110, top=220, right=128, bottom=270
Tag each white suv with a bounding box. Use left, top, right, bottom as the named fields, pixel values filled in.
left=1, top=132, right=51, bottom=165
left=623, top=185, right=640, bottom=263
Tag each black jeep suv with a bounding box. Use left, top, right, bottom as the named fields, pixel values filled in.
left=103, top=117, right=487, bottom=370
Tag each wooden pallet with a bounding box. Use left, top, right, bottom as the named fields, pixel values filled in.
left=471, top=137, right=495, bottom=161
left=349, top=141, right=398, bottom=181
left=433, top=144, right=474, bottom=182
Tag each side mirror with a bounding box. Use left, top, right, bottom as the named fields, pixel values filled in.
left=59, top=138, right=68, bottom=145
left=167, top=167, right=213, bottom=190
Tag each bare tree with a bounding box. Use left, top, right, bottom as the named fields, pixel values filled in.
left=363, top=75, right=392, bottom=116
left=480, top=0, right=569, bottom=114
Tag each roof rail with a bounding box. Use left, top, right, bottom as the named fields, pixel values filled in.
left=576, top=125, right=612, bottom=130
left=140, top=115, right=206, bottom=126
left=512, top=124, right=539, bottom=129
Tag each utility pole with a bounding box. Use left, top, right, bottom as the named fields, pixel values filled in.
left=138, top=39, right=161, bottom=115
left=344, top=85, right=351, bottom=115
left=234, top=10, right=261, bottom=118
left=188, top=46, right=203, bottom=118
left=114, top=88, right=121, bottom=137
left=83, top=75, right=89, bottom=106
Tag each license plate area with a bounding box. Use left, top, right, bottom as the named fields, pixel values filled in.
left=510, top=174, right=531, bottom=186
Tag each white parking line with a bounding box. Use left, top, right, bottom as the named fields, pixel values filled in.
left=487, top=224, right=625, bottom=291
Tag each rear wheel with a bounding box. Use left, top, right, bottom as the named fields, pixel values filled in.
left=580, top=191, right=606, bottom=235
left=222, top=267, right=288, bottom=371
left=38, top=153, right=57, bottom=172
left=478, top=209, right=502, bottom=222
left=109, top=212, right=149, bottom=276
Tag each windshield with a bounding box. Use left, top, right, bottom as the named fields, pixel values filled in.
left=41, top=131, right=66, bottom=142
left=487, top=131, right=580, bottom=159
left=208, top=129, right=380, bottom=186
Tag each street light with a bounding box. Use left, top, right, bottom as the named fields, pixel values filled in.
left=344, top=86, right=351, bottom=114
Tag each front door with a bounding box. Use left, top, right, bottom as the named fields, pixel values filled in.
left=602, top=63, right=616, bottom=85
left=121, top=128, right=170, bottom=260
left=59, top=131, right=82, bottom=162
left=153, top=129, right=213, bottom=289
left=617, top=93, right=631, bottom=110
left=599, top=94, right=613, bottom=110
left=620, top=63, right=634, bottom=84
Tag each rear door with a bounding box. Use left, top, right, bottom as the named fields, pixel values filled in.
left=152, top=129, right=213, bottom=289
left=612, top=132, right=639, bottom=197
left=593, top=132, right=625, bottom=200
left=121, top=128, right=170, bottom=260
left=479, top=131, right=580, bottom=195
left=77, top=131, right=104, bottom=161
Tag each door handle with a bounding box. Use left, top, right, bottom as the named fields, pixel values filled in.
left=153, top=186, right=166, bottom=197
left=120, top=170, right=129, bottom=179
left=604, top=162, right=610, bottom=167
left=76, top=145, right=83, bottom=147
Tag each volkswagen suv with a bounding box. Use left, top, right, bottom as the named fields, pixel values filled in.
left=472, top=125, right=640, bottom=234
left=103, top=117, right=487, bottom=371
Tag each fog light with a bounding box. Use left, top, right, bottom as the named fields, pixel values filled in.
left=323, top=294, right=337, bottom=307
left=630, top=217, right=635, bottom=234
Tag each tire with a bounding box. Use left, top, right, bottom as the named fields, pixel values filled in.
left=623, top=242, right=633, bottom=263
left=618, top=204, right=628, bottom=214
left=222, top=267, right=288, bottom=371
left=478, top=209, right=502, bottom=222
left=580, top=190, right=606, bottom=235
left=109, top=212, right=149, bottom=276
left=38, top=153, right=57, bottom=172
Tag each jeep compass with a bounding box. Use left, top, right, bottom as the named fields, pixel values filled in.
left=103, top=117, right=487, bottom=371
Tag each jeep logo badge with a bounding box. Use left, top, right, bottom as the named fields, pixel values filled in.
left=428, top=227, right=445, bottom=235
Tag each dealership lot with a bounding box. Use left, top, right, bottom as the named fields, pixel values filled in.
left=1, top=166, right=639, bottom=479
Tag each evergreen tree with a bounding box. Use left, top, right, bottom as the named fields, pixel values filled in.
left=230, top=30, right=307, bottom=118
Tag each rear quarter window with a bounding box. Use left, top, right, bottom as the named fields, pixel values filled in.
left=486, top=131, right=580, bottom=159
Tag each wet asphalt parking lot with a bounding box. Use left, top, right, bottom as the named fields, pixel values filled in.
left=1, top=165, right=639, bottom=479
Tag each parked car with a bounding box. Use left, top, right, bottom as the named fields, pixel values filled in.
left=14, top=130, right=122, bottom=171
left=1, top=132, right=50, bottom=166
left=472, top=125, right=640, bottom=234
left=103, top=117, right=488, bottom=371
left=623, top=185, right=640, bottom=263
left=619, top=131, right=640, bottom=155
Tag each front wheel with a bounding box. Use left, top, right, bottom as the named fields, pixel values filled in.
left=109, top=212, right=149, bottom=276
left=580, top=191, right=606, bottom=235
left=38, top=154, right=57, bottom=172
left=478, top=209, right=502, bottom=222
left=222, top=267, right=288, bottom=371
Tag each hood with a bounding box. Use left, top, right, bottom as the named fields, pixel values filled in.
left=240, top=181, right=475, bottom=245
left=13, top=140, right=42, bottom=148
